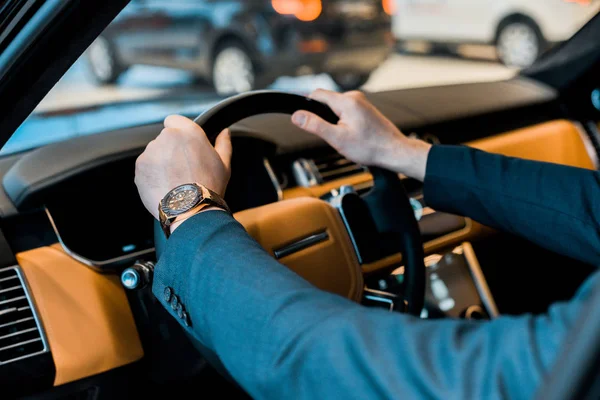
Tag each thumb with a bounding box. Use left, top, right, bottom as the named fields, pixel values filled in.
left=215, top=128, right=232, bottom=171
left=292, top=111, right=340, bottom=143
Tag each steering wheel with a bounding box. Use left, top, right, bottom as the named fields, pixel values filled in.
left=153, top=90, right=426, bottom=315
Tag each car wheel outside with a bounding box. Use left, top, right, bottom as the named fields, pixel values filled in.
left=496, top=20, right=544, bottom=69
left=86, top=35, right=127, bottom=84
left=212, top=42, right=257, bottom=95
left=331, top=72, right=371, bottom=91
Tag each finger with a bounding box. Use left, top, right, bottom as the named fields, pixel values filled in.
left=214, top=129, right=232, bottom=171
left=155, top=127, right=178, bottom=140
left=308, top=89, right=350, bottom=117
left=164, top=114, right=209, bottom=142
left=291, top=111, right=341, bottom=144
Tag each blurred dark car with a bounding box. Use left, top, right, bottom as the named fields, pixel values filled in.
left=85, top=0, right=394, bottom=94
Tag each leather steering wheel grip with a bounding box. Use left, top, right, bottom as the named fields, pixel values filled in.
left=154, top=90, right=426, bottom=316
left=194, top=90, right=339, bottom=143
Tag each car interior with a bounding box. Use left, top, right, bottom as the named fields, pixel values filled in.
left=2, top=1, right=600, bottom=399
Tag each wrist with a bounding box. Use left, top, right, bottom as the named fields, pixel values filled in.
left=386, top=137, right=432, bottom=181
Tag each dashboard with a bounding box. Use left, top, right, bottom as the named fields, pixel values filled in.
left=0, top=77, right=592, bottom=275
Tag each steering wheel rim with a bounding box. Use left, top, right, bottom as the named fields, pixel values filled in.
left=154, top=90, right=426, bottom=315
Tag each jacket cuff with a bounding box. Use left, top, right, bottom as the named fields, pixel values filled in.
left=423, top=145, right=470, bottom=211
left=151, top=210, right=233, bottom=331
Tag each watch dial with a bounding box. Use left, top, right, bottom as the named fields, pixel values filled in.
left=164, top=184, right=201, bottom=215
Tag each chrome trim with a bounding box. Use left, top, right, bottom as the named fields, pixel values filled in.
left=0, top=275, right=18, bottom=283
left=0, top=265, right=50, bottom=365
left=45, top=207, right=155, bottom=270
left=263, top=158, right=283, bottom=201
left=0, top=316, right=34, bottom=329
left=456, top=242, right=499, bottom=318
left=1, top=337, right=42, bottom=351
left=574, top=121, right=599, bottom=169
left=0, top=308, right=16, bottom=317
left=292, top=158, right=321, bottom=187
left=0, top=285, right=21, bottom=294
left=363, top=295, right=394, bottom=311
left=327, top=187, right=364, bottom=264
left=0, top=295, right=26, bottom=306
left=273, top=231, right=329, bottom=259
left=363, top=289, right=398, bottom=311
left=0, top=327, right=38, bottom=341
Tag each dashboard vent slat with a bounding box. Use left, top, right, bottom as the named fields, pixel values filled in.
left=292, top=150, right=368, bottom=187
left=0, top=266, right=48, bottom=365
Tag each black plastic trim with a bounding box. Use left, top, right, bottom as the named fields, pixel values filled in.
left=273, top=231, right=329, bottom=259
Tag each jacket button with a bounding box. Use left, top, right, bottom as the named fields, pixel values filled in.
left=170, top=295, right=179, bottom=311
left=163, top=287, right=173, bottom=303
left=182, top=311, right=191, bottom=327
left=176, top=304, right=184, bottom=319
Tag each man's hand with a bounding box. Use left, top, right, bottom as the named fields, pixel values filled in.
left=291, top=89, right=431, bottom=181
left=135, top=114, right=232, bottom=220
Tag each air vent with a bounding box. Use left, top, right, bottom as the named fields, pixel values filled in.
left=0, top=266, right=48, bottom=365
left=292, top=152, right=368, bottom=187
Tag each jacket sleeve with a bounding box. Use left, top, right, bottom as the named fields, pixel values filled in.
left=152, top=210, right=600, bottom=400
left=424, top=145, right=600, bottom=266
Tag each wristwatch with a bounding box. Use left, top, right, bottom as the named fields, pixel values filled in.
left=158, top=183, right=231, bottom=238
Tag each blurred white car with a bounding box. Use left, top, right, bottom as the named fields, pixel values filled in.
left=392, top=0, right=600, bottom=68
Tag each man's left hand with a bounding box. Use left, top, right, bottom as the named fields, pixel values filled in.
left=135, top=114, right=232, bottom=220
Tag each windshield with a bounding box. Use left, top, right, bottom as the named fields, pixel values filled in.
left=4, top=0, right=599, bottom=154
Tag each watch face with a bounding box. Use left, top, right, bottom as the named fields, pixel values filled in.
left=162, top=184, right=202, bottom=216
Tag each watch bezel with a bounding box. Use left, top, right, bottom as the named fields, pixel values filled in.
left=160, top=183, right=205, bottom=217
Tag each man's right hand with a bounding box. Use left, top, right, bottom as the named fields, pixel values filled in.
left=291, top=89, right=432, bottom=181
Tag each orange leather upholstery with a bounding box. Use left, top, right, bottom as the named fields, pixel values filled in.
left=283, top=120, right=595, bottom=204
left=467, top=120, right=595, bottom=169
left=280, top=120, right=595, bottom=273
left=235, top=197, right=364, bottom=302
left=17, top=245, right=143, bottom=386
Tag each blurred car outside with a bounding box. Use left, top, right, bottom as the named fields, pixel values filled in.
left=392, top=0, right=600, bottom=68
left=85, top=0, right=396, bottom=95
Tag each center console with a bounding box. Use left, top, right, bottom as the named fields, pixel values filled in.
left=366, top=243, right=498, bottom=319
left=323, top=183, right=499, bottom=320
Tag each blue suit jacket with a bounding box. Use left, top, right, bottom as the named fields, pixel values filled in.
left=152, top=145, right=600, bottom=399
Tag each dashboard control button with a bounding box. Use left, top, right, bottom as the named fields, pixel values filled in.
left=164, top=287, right=173, bottom=303
left=121, top=261, right=155, bottom=290
left=121, top=269, right=140, bottom=290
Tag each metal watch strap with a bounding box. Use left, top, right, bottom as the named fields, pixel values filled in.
left=204, top=187, right=231, bottom=214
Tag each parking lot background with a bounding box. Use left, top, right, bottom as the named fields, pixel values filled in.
left=38, top=45, right=514, bottom=113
